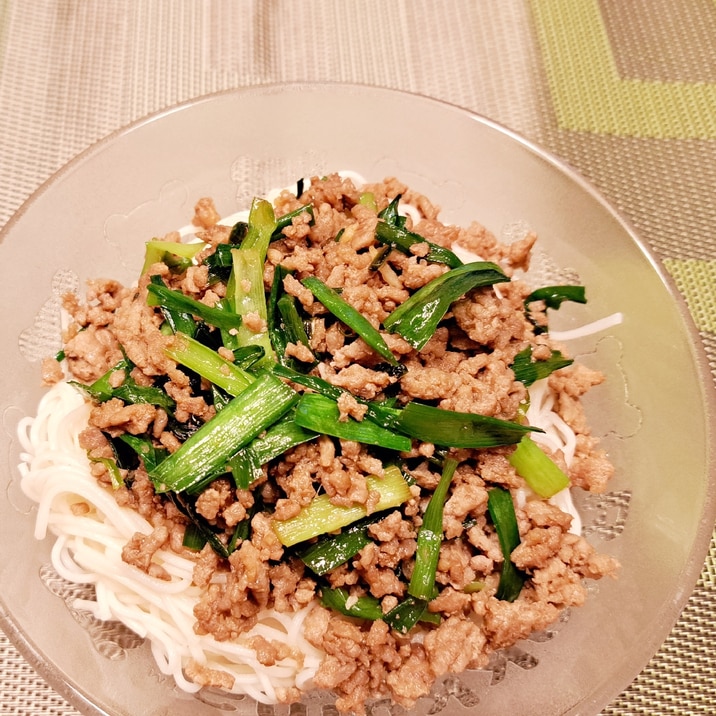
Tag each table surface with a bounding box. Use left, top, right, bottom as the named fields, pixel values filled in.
left=1, top=2, right=714, bottom=714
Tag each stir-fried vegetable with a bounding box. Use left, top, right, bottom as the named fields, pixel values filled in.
left=274, top=204, right=314, bottom=234
left=508, top=435, right=570, bottom=498
left=319, top=588, right=441, bottom=632
left=384, top=594, right=441, bottom=633
left=271, top=364, right=395, bottom=427
left=408, top=458, right=458, bottom=601
left=72, top=357, right=175, bottom=412
left=374, top=197, right=463, bottom=268
left=147, top=277, right=243, bottom=332
left=117, top=434, right=168, bottom=472
left=272, top=466, right=412, bottom=547
left=228, top=247, right=276, bottom=367
left=277, top=294, right=314, bottom=357
left=393, top=401, right=538, bottom=448
left=524, top=285, right=587, bottom=334
left=221, top=198, right=279, bottom=368
left=149, top=373, right=299, bottom=493
left=142, top=239, right=206, bottom=276
left=383, top=261, right=510, bottom=350
left=65, top=181, right=605, bottom=645
left=320, top=587, right=384, bottom=621
left=164, top=333, right=254, bottom=396
left=294, top=393, right=412, bottom=452
left=487, top=487, right=525, bottom=601
left=302, top=276, right=399, bottom=366
left=511, top=345, right=573, bottom=386
left=297, top=513, right=383, bottom=575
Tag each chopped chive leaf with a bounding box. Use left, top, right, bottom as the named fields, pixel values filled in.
left=358, top=192, right=377, bottom=212
left=164, top=332, right=254, bottom=396
left=228, top=246, right=276, bottom=368
left=277, top=293, right=314, bottom=352
left=384, top=595, right=438, bottom=633
left=294, top=393, right=411, bottom=452
left=274, top=204, right=314, bottom=234
left=149, top=372, right=299, bottom=493
left=524, top=285, right=587, bottom=335
left=487, top=487, right=525, bottom=602
left=511, top=345, right=573, bottom=386
left=374, top=221, right=463, bottom=268
left=227, top=448, right=262, bottom=490
left=394, top=402, right=537, bottom=448
left=320, top=587, right=384, bottom=621
left=408, top=458, right=457, bottom=601
left=147, top=279, right=243, bottom=332
left=182, top=522, right=208, bottom=551
left=88, top=456, right=124, bottom=490
left=302, top=276, right=398, bottom=366
left=141, top=239, right=205, bottom=275
left=73, top=357, right=175, bottom=413
left=271, top=364, right=399, bottom=428
left=228, top=221, right=249, bottom=245
left=297, top=514, right=384, bottom=575
left=378, top=195, right=401, bottom=225
left=383, top=261, right=509, bottom=350
left=249, top=414, right=318, bottom=465
left=117, top=434, right=168, bottom=473
left=169, top=492, right=230, bottom=558
left=240, top=197, right=277, bottom=262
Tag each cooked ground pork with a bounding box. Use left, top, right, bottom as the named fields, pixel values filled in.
left=56, top=174, right=619, bottom=713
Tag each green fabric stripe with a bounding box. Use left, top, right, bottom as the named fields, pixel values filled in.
left=530, top=0, right=716, bottom=138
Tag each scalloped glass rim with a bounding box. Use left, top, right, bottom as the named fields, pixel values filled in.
left=1, top=82, right=714, bottom=716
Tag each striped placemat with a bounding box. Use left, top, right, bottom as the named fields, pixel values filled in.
left=1, top=1, right=713, bottom=713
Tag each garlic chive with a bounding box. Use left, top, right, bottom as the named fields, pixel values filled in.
left=294, top=393, right=411, bottom=452
left=147, top=278, right=243, bottom=332
left=149, top=373, right=298, bottom=493
left=272, top=466, right=411, bottom=547
left=508, top=435, right=570, bottom=498
left=408, top=458, right=458, bottom=601
left=375, top=221, right=463, bottom=268
left=395, top=401, right=537, bottom=448
left=383, top=261, right=510, bottom=350
left=164, top=333, right=255, bottom=396
left=487, top=487, right=525, bottom=602
left=302, top=276, right=399, bottom=366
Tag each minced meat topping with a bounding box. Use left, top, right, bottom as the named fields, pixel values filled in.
left=58, top=174, right=619, bottom=714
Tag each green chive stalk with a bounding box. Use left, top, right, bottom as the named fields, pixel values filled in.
left=508, top=435, right=570, bottom=498
left=511, top=346, right=573, bottom=387
left=383, top=262, right=510, bottom=350
left=272, top=466, right=412, bottom=547
left=294, top=393, right=411, bottom=452
left=487, top=487, right=525, bottom=602
left=229, top=246, right=276, bottom=368
left=146, top=279, right=243, bottom=332
left=149, top=372, right=298, bottom=493
left=141, top=239, right=206, bottom=275
left=302, top=276, right=399, bottom=366
left=408, top=458, right=458, bottom=601
left=163, top=333, right=254, bottom=396
left=395, top=402, right=537, bottom=448
left=320, top=587, right=384, bottom=621
left=374, top=221, right=463, bottom=269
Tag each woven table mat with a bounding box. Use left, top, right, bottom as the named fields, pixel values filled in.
left=0, top=1, right=714, bottom=714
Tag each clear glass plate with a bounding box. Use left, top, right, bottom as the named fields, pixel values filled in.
left=1, top=83, right=714, bottom=716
